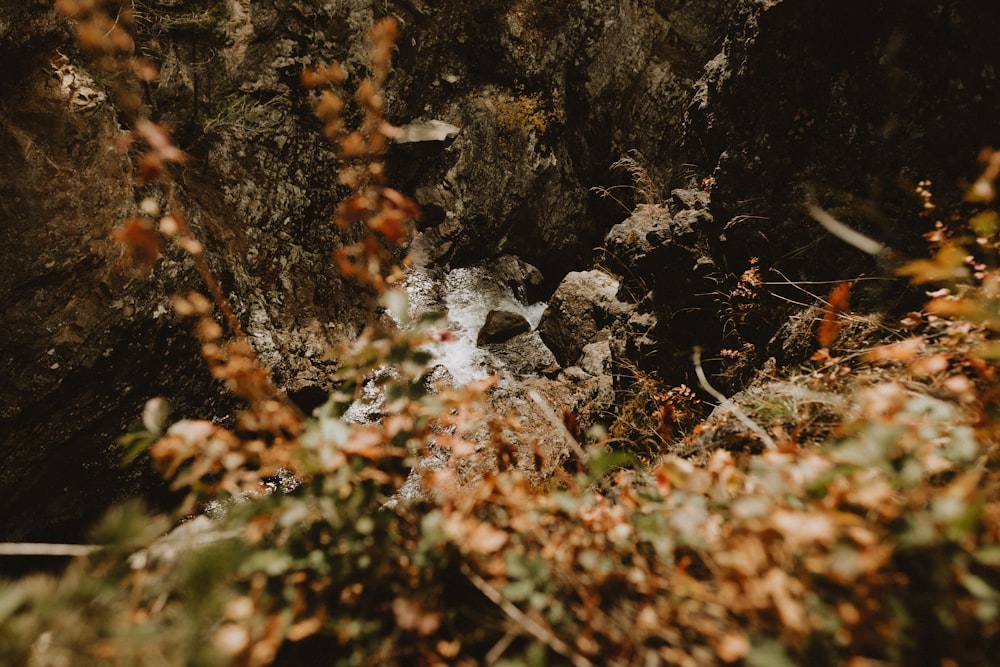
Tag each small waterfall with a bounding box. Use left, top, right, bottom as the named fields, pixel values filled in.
left=375, top=262, right=549, bottom=506
left=403, top=266, right=547, bottom=386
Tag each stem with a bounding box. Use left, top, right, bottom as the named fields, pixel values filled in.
left=0, top=543, right=101, bottom=557
left=693, top=347, right=777, bottom=450
left=461, top=563, right=594, bottom=667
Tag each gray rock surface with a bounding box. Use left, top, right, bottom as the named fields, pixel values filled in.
left=537, top=270, right=631, bottom=367
left=484, top=331, right=558, bottom=379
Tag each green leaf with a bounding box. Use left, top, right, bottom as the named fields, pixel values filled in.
left=117, top=427, right=158, bottom=464
left=942, top=426, right=980, bottom=463
left=0, top=582, right=31, bottom=624
left=747, top=637, right=796, bottom=667
left=88, top=499, right=168, bottom=550
left=974, top=545, right=1000, bottom=566
left=355, top=516, right=375, bottom=535
left=962, top=572, right=1000, bottom=601
left=502, top=579, right=535, bottom=602
left=970, top=210, right=999, bottom=238
left=896, top=513, right=939, bottom=548
left=380, top=288, right=410, bottom=325
left=974, top=340, right=1000, bottom=360
left=587, top=450, right=635, bottom=477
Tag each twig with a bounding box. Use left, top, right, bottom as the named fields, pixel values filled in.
left=461, top=563, right=594, bottom=667
left=485, top=629, right=518, bottom=665
left=693, top=347, right=777, bottom=450
left=0, top=542, right=101, bottom=557
left=807, top=205, right=885, bottom=256
left=528, top=389, right=589, bottom=464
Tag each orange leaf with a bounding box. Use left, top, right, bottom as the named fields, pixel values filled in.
left=910, top=353, right=950, bottom=376
left=314, top=90, right=344, bottom=122
left=342, top=425, right=384, bottom=457
left=897, top=244, right=970, bottom=283
left=336, top=194, right=374, bottom=227
left=716, top=632, right=750, bottom=663
left=381, top=188, right=421, bottom=218
left=864, top=336, right=924, bottom=362
left=392, top=597, right=442, bottom=636
left=137, top=154, right=163, bottom=184
left=817, top=281, right=851, bottom=348
left=286, top=617, right=321, bottom=642
left=135, top=119, right=186, bottom=163
left=339, top=131, right=367, bottom=159
left=370, top=210, right=407, bottom=244
left=131, top=58, right=159, bottom=82
left=112, top=217, right=161, bottom=267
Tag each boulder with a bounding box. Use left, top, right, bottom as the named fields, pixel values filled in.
left=599, top=191, right=722, bottom=382
left=477, top=309, right=531, bottom=346
left=491, top=255, right=547, bottom=304
left=486, top=331, right=558, bottom=378
left=537, top=271, right=631, bottom=367
left=579, top=340, right=612, bottom=377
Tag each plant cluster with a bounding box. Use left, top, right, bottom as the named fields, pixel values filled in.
left=483, top=82, right=565, bottom=139
left=608, top=370, right=701, bottom=459
left=302, top=16, right=420, bottom=296
left=5, top=8, right=1000, bottom=667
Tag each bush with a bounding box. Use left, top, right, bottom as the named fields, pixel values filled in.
left=5, top=6, right=1000, bottom=667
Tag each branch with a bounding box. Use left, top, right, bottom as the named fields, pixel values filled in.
left=0, top=542, right=101, bottom=557
left=693, top=347, right=777, bottom=450
left=528, top=389, right=589, bottom=464
left=461, top=563, right=594, bottom=667
left=807, top=205, right=884, bottom=256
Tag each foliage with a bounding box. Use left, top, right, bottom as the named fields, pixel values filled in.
left=6, top=6, right=1000, bottom=667
left=607, top=370, right=701, bottom=459
left=489, top=82, right=565, bottom=137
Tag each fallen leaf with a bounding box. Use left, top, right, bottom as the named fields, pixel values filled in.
left=910, top=354, right=950, bottom=376
left=392, top=597, right=442, bottom=636
left=466, top=522, right=508, bottom=554
left=286, top=617, right=321, bottom=642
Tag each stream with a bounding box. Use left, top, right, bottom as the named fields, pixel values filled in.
left=402, top=265, right=548, bottom=386
left=371, top=262, right=550, bottom=505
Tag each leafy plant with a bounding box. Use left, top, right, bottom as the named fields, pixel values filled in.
left=6, top=4, right=1000, bottom=667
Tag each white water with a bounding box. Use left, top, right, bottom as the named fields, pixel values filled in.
left=370, top=265, right=549, bottom=507
left=403, top=266, right=547, bottom=386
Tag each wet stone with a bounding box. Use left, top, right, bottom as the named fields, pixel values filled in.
left=477, top=309, right=531, bottom=346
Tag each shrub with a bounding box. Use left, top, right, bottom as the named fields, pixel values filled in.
left=5, top=6, right=1000, bottom=667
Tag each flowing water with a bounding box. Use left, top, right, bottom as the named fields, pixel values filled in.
left=376, top=264, right=549, bottom=505
left=402, top=266, right=547, bottom=386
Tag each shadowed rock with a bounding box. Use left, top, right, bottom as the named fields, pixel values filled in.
left=477, top=309, right=531, bottom=346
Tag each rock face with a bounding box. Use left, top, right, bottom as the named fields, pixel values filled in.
left=4, top=0, right=1000, bottom=541
left=390, top=0, right=736, bottom=283
left=595, top=0, right=1000, bottom=390
left=485, top=331, right=558, bottom=379
left=0, top=27, right=214, bottom=541
left=599, top=189, right=724, bottom=382
left=0, top=0, right=383, bottom=541
left=678, top=0, right=1000, bottom=365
